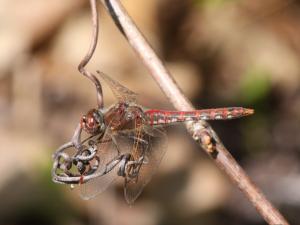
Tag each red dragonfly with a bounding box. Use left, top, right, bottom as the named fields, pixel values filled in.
left=52, top=71, right=254, bottom=204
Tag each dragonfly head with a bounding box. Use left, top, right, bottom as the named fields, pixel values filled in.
left=80, top=109, right=105, bottom=135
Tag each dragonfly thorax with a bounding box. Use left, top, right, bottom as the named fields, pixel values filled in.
left=80, top=108, right=105, bottom=135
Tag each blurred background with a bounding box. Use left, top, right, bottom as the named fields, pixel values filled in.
left=1, top=0, right=300, bottom=224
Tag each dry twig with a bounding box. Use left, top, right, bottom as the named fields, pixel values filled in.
left=95, top=0, right=289, bottom=224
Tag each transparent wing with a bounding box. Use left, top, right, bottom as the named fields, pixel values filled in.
left=97, top=71, right=138, bottom=103
left=116, top=125, right=168, bottom=204
left=79, top=127, right=120, bottom=200
left=79, top=160, right=119, bottom=200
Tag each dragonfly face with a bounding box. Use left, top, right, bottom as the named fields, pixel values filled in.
left=80, top=108, right=105, bottom=135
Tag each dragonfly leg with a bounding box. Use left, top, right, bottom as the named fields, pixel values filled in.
left=55, top=152, right=73, bottom=171
left=53, top=154, right=123, bottom=185
left=75, top=142, right=97, bottom=161
left=116, top=154, right=144, bottom=178
left=117, top=154, right=131, bottom=177
left=123, top=156, right=145, bottom=180
left=53, top=134, right=101, bottom=183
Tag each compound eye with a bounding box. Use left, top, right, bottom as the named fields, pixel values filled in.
left=87, top=116, right=96, bottom=128
left=80, top=109, right=104, bottom=135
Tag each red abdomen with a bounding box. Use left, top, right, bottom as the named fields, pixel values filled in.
left=144, top=107, right=254, bottom=125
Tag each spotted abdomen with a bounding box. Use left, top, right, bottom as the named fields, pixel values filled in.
left=144, top=107, right=254, bottom=126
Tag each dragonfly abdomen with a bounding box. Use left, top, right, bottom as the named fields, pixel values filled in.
left=145, top=107, right=254, bottom=125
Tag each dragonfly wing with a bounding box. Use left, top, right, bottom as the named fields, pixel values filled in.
left=80, top=161, right=119, bottom=200
left=97, top=71, right=138, bottom=103
left=79, top=128, right=120, bottom=200
left=110, top=129, right=141, bottom=155
left=115, top=126, right=168, bottom=204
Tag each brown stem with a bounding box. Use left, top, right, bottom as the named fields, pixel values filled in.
left=78, top=0, right=104, bottom=108
left=98, top=0, right=289, bottom=224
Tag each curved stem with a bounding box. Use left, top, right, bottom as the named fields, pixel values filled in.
left=78, top=0, right=103, bottom=108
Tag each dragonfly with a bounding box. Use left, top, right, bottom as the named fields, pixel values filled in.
left=52, top=71, right=254, bottom=204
